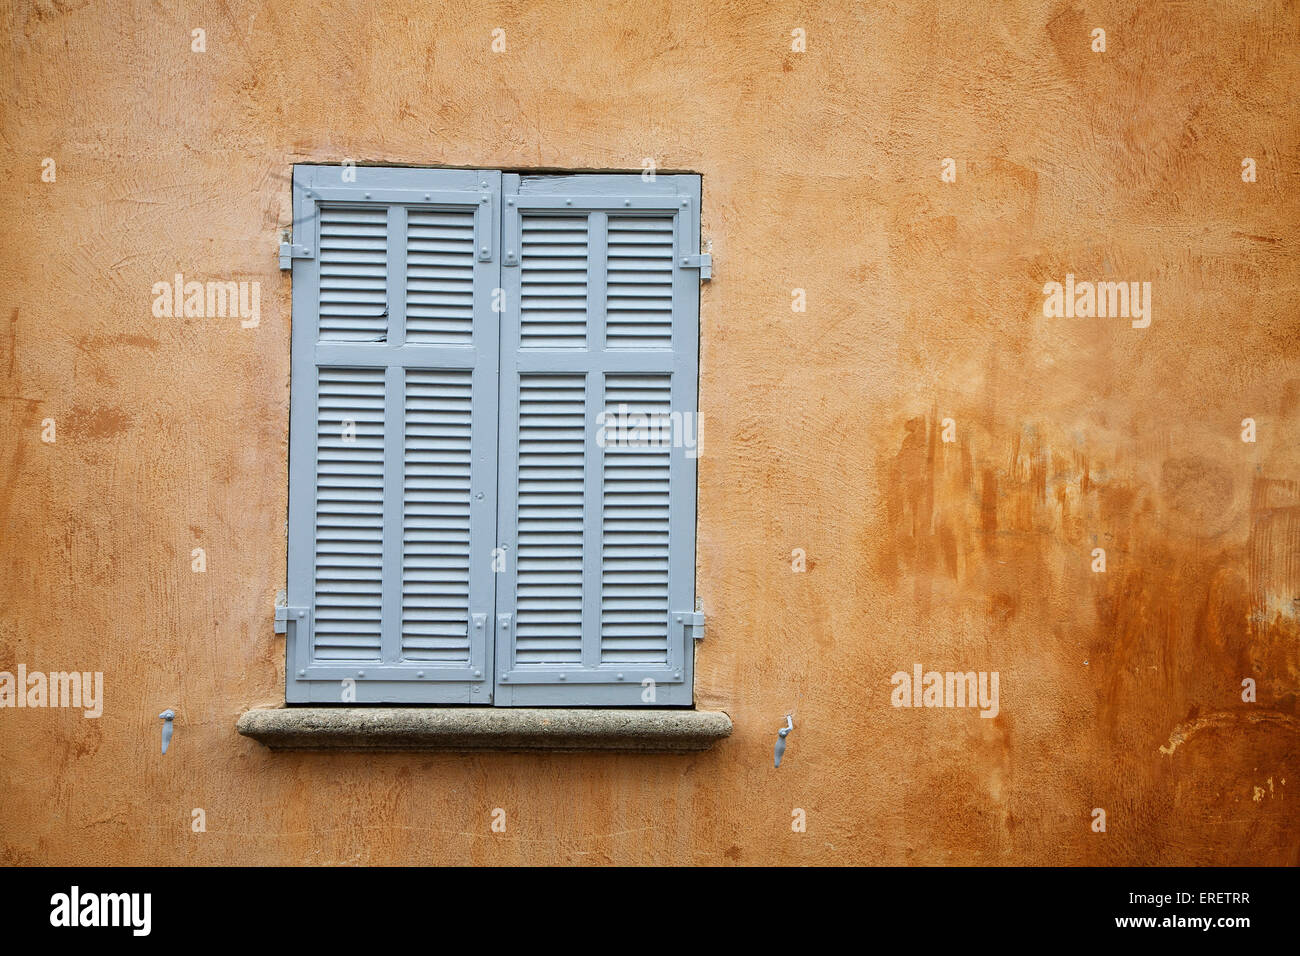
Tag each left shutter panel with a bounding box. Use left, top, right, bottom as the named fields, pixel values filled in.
left=287, top=166, right=501, bottom=703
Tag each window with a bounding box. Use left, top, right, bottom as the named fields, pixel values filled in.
left=280, top=167, right=704, bottom=706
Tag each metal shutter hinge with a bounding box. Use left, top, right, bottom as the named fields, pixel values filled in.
left=279, top=242, right=314, bottom=271
left=679, top=253, right=712, bottom=281
left=275, top=605, right=310, bottom=635
left=477, top=193, right=493, bottom=261
left=675, top=611, right=706, bottom=641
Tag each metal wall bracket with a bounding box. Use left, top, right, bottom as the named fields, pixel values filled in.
left=679, top=253, right=712, bottom=281
left=675, top=611, right=706, bottom=641
left=279, top=242, right=314, bottom=271
left=159, top=709, right=176, bottom=754
left=774, top=715, right=793, bottom=768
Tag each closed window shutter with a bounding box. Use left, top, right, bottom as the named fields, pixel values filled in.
left=494, top=174, right=700, bottom=705
left=287, top=166, right=500, bottom=703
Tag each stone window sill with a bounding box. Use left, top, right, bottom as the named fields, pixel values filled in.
left=236, top=706, right=732, bottom=753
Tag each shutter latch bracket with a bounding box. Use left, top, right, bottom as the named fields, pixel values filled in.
left=679, top=253, right=712, bottom=281
left=279, top=242, right=314, bottom=271
left=674, top=611, right=706, bottom=641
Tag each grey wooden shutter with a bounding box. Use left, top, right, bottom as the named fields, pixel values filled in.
left=494, top=174, right=701, bottom=706
left=285, top=166, right=500, bottom=703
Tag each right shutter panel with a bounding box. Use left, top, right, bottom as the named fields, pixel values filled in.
left=495, top=174, right=700, bottom=706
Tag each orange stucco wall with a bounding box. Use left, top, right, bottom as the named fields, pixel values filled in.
left=2, top=0, right=1297, bottom=864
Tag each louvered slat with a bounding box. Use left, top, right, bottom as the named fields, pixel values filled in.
left=520, top=215, right=588, bottom=348
left=514, top=374, right=585, bottom=663
left=401, top=369, right=473, bottom=661
left=312, top=367, right=385, bottom=659
left=318, top=206, right=388, bottom=341
left=601, top=374, right=672, bottom=662
left=405, top=209, right=476, bottom=344
left=606, top=216, right=674, bottom=349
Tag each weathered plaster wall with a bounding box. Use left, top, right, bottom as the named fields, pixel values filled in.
left=2, top=0, right=1297, bottom=864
